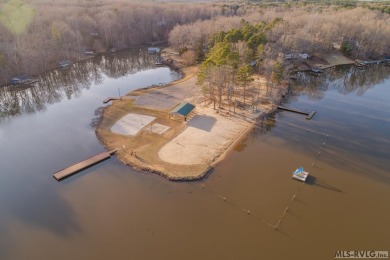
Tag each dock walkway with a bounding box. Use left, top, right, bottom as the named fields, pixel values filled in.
left=53, top=149, right=117, bottom=181
left=277, top=106, right=316, bottom=120
left=103, top=97, right=121, bottom=104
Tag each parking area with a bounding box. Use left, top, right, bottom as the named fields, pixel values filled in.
left=130, top=69, right=201, bottom=110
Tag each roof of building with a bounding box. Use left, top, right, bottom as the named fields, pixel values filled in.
left=147, top=47, right=161, bottom=53
left=170, top=102, right=195, bottom=117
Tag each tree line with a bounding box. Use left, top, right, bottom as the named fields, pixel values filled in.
left=0, top=0, right=229, bottom=84
left=0, top=48, right=159, bottom=119
left=1, top=0, right=389, bottom=87
left=248, top=0, right=390, bottom=14
left=168, top=4, right=389, bottom=113
left=169, top=6, right=390, bottom=61
left=196, top=20, right=284, bottom=113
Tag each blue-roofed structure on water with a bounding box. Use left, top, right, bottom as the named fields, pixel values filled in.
left=170, top=102, right=195, bottom=120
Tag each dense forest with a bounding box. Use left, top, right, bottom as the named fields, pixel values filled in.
left=0, top=0, right=229, bottom=84
left=0, top=0, right=389, bottom=85
left=169, top=6, right=390, bottom=61
left=248, top=0, right=390, bottom=14
left=168, top=4, right=389, bottom=110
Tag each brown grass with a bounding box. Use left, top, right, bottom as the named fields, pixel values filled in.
left=96, top=64, right=284, bottom=181
left=96, top=99, right=210, bottom=180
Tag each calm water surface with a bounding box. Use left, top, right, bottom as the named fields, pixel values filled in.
left=0, top=51, right=389, bottom=260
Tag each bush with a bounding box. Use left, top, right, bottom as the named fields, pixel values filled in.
left=340, top=41, right=354, bottom=56
left=181, top=50, right=197, bottom=66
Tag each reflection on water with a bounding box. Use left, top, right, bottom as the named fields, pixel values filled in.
left=247, top=64, right=390, bottom=185
left=0, top=48, right=162, bottom=119
left=291, top=64, right=390, bottom=99
left=0, top=48, right=180, bottom=259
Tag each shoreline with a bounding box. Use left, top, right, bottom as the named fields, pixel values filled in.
left=96, top=50, right=361, bottom=182
left=0, top=44, right=166, bottom=88
left=96, top=57, right=286, bottom=181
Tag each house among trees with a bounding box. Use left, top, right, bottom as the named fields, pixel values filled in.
left=284, top=53, right=310, bottom=60
left=157, top=20, right=166, bottom=27
left=147, top=47, right=161, bottom=54
left=333, top=42, right=341, bottom=50
left=84, top=50, right=96, bottom=56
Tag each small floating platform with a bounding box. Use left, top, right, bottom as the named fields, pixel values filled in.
left=53, top=149, right=117, bottom=181
left=103, top=97, right=121, bottom=104
left=277, top=106, right=316, bottom=120
left=292, top=167, right=309, bottom=182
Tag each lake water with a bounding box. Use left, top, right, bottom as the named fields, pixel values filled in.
left=0, top=50, right=389, bottom=260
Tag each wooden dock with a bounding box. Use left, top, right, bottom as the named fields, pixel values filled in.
left=103, top=97, right=121, bottom=104
left=53, top=149, right=117, bottom=181
left=277, top=106, right=316, bottom=120
left=306, top=110, right=316, bottom=120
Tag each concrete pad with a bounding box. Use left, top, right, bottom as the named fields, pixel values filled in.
left=111, top=113, right=155, bottom=136
left=150, top=123, right=170, bottom=135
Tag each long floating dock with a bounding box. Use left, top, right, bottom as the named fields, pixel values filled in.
left=53, top=149, right=117, bottom=181
left=277, top=106, right=316, bottom=120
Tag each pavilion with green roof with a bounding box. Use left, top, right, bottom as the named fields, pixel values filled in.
left=169, top=102, right=195, bottom=120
